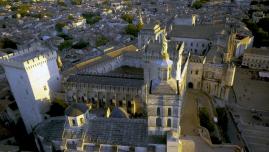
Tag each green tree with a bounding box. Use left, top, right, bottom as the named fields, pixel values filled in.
left=71, top=0, right=82, bottom=5
left=58, top=40, right=73, bottom=51
left=0, top=38, right=17, bottom=49
left=82, top=12, right=101, bottom=25
left=72, top=40, right=89, bottom=49
left=258, top=17, right=269, bottom=32
left=55, top=22, right=66, bottom=32
left=125, top=23, right=143, bottom=37
left=192, top=1, right=202, bottom=9
left=57, top=33, right=73, bottom=40
left=121, top=13, right=134, bottom=24
left=199, top=108, right=215, bottom=132
left=47, top=98, right=67, bottom=116
left=0, top=0, right=9, bottom=6
left=17, top=4, right=31, bottom=17
left=96, top=35, right=109, bottom=47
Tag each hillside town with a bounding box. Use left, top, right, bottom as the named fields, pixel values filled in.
left=0, top=0, right=268, bottom=152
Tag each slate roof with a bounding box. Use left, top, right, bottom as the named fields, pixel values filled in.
left=170, top=24, right=226, bottom=39
left=110, top=107, right=129, bottom=119
left=85, top=118, right=148, bottom=147
left=244, top=48, right=269, bottom=56
left=66, top=74, right=144, bottom=88
left=34, top=117, right=65, bottom=141
left=65, top=103, right=88, bottom=117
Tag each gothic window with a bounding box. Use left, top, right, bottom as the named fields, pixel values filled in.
left=156, top=118, right=162, bottom=127
left=202, top=44, right=205, bottom=48
left=195, top=70, right=199, bottom=75
left=168, top=108, right=172, bottom=116
left=167, top=119, right=171, bottom=127
left=157, top=107, right=161, bottom=116
left=43, top=86, right=47, bottom=91
left=191, top=42, right=193, bottom=46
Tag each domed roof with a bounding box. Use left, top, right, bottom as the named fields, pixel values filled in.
left=65, top=103, right=88, bottom=117
left=110, top=107, right=129, bottom=119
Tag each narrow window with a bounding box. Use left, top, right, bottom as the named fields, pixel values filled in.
left=72, top=119, right=76, bottom=126
left=168, top=108, right=172, bottom=116
left=156, top=118, right=162, bottom=127
left=80, top=118, right=84, bottom=124
left=167, top=119, right=171, bottom=127
left=157, top=107, right=160, bottom=116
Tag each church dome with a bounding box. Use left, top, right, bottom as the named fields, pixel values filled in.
left=110, top=107, right=129, bottom=119
left=65, top=103, right=88, bottom=117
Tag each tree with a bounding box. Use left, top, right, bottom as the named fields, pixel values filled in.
left=47, top=98, right=67, bottom=116
left=17, top=4, right=31, bottom=17
left=71, top=0, right=82, bottom=5
left=258, top=17, right=269, bottom=32
left=57, top=33, right=73, bottom=40
left=192, top=1, right=202, bottom=9
left=0, top=38, right=17, bottom=49
left=72, top=40, right=89, bottom=49
left=58, top=40, right=72, bottom=51
left=55, top=22, right=66, bottom=32
left=121, top=13, right=134, bottom=24
left=82, top=12, right=101, bottom=25
left=96, top=35, right=109, bottom=47
left=199, top=108, right=215, bottom=132
left=125, top=23, right=143, bottom=37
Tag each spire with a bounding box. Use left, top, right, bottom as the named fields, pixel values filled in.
left=139, top=10, right=144, bottom=26
left=161, top=31, right=169, bottom=60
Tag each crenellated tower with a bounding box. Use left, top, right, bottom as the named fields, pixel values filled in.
left=0, top=45, right=61, bottom=133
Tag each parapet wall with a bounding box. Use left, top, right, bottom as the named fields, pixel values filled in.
left=0, top=45, right=57, bottom=69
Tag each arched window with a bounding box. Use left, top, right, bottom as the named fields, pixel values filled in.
left=167, top=119, right=171, bottom=127
left=157, top=107, right=160, bottom=116
left=156, top=118, right=162, bottom=127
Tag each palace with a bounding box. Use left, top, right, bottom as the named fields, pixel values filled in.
left=32, top=29, right=189, bottom=151
left=0, top=21, right=247, bottom=152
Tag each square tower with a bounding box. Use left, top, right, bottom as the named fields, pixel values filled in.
left=0, top=46, right=61, bottom=133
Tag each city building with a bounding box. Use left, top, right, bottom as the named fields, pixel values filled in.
left=242, top=47, right=269, bottom=71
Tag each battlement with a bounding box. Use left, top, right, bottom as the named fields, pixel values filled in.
left=0, top=45, right=57, bottom=69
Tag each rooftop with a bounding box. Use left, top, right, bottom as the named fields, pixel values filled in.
left=244, top=47, right=269, bottom=56
left=170, top=24, right=226, bottom=39
left=66, top=74, right=144, bottom=88
left=65, top=103, right=89, bottom=117
left=86, top=118, right=147, bottom=146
